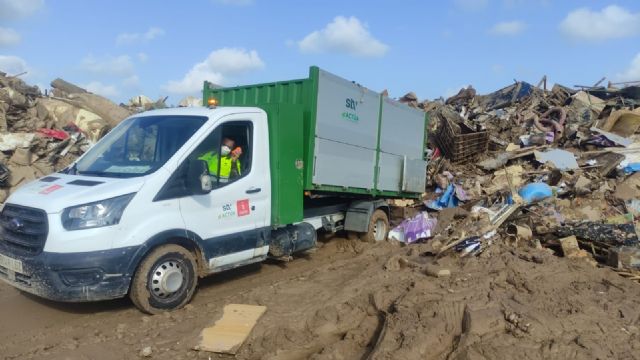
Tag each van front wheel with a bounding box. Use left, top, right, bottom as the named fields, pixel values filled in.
left=130, top=244, right=198, bottom=314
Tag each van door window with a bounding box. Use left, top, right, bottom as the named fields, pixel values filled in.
left=193, top=121, right=253, bottom=189
left=155, top=121, right=253, bottom=200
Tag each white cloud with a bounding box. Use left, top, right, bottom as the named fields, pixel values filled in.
left=0, top=27, right=20, bottom=46
left=616, top=53, right=640, bottom=82
left=560, top=5, right=640, bottom=41
left=453, top=0, right=488, bottom=11
left=81, top=55, right=135, bottom=77
left=213, top=0, right=253, bottom=5
left=489, top=20, right=526, bottom=36
left=298, top=16, right=388, bottom=57
left=137, top=52, right=148, bottom=63
left=84, top=81, right=120, bottom=98
left=0, top=55, right=29, bottom=75
left=116, top=27, right=165, bottom=45
left=0, top=0, right=44, bottom=21
left=163, top=47, right=264, bottom=94
left=122, top=75, right=140, bottom=87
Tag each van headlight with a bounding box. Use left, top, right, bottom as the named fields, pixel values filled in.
left=62, top=193, right=135, bottom=230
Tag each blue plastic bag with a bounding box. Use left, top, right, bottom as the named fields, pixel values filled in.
left=623, top=163, right=640, bottom=174
left=518, top=182, right=553, bottom=204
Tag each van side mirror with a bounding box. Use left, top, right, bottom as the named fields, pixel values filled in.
left=187, top=159, right=212, bottom=194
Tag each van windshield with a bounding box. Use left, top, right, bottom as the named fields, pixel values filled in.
left=70, top=115, right=207, bottom=178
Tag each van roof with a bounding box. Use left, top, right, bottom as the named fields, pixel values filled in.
left=131, top=106, right=264, bottom=119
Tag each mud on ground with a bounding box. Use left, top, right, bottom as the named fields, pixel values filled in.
left=1, top=236, right=639, bottom=360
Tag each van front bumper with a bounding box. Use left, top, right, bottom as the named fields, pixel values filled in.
left=0, top=246, right=139, bottom=302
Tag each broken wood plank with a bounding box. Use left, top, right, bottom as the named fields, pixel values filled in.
left=593, top=152, right=626, bottom=177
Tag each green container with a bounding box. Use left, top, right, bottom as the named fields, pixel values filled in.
left=204, top=66, right=427, bottom=227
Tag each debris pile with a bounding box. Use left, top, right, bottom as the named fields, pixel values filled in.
left=0, top=71, right=134, bottom=200
left=126, top=94, right=170, bottom=112
left=393, top=78, right=640, bottom=279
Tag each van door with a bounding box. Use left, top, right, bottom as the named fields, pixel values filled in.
left=177, top=113, right=270, bottom=271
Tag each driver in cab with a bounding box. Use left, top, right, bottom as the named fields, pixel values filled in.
left=198, top=137, right=242, bottom=184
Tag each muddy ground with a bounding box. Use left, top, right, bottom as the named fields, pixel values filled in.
left=1, top=236, right=640, bottom=360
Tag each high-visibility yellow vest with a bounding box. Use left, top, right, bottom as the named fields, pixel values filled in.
left=198, top=152, right=241, bottom=181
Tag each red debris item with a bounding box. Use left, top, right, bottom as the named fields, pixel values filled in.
left=431, top=147, right=441, bottom=160
left=37, top=128, right=69, bottom=140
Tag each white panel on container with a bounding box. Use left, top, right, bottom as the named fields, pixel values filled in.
left=380, top=97, right=424, bottom=158
left=377, top=152, right=403, bottom=192
left=315, top=69, right=380, bottom=150
left=313, top=138, right=376, bottom=189
left=402, top=157, right=427, bottom=193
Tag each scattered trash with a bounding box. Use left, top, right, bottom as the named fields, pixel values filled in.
left=389, top=212, right=437, bottom=243
left=139, top=346, right=153, bottom=358
left=37, top=128, right=68, bottom=140
left=128, top=94, right=154, bottom=108
left=518, top=183, right=553, bottom=204
left=558, top=235, right=585, bottom=258
left=623, top=163, right=640, bottom=174
left=455, top=236, right=481, bottom=256
left=0, top=133, right=35, bottom=151
left=179, top=96, right=203, bottom=107
left=426, top=184, right=459, bottom=210
left=590, top=127, right=634, bottom=147
left=433, top=106, right=488, bottom=163
left=423, top=264, right=451, bottom=277
left=533, top=149, right=579, bottom=170
left=600, top=109, right=640, bottom=137
left=506, top=223, right=533, bottom=243
left=0, top=163, right=9, bottom=186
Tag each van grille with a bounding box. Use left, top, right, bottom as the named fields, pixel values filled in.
left=0, top=204, right=48, bottom=256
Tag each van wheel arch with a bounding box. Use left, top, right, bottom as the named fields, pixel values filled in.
left=127, top=233, right=208, bottom=289
left=162, top=237, right=208, bottom=276
left=344, top=200, right=390, bottom=242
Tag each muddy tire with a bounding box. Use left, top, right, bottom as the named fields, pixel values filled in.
left=129, top=244, right=198, bottom=314
left=360, top=209, right=389, bottom=243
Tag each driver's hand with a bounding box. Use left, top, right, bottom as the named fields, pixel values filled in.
left=230, top=147, right=242, bottom=161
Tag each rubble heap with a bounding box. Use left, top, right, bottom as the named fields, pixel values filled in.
left=393, top=79, right=640, bottom=277
left=0, top=71, right=134, bottom=201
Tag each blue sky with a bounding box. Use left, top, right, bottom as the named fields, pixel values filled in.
left=1, top=0, right=640, bottom=104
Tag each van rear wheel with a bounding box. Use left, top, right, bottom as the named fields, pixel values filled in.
left=351, top=209, right=389, bottom=243
left=130, top=244, right=198, bottom=314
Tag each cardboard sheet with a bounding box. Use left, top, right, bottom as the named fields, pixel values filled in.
left=198, top=304, right=267, bottom=354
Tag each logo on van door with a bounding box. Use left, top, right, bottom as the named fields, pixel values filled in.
left=237, top=199, right=250, bottom=217
left=342, top=98, right=359, bottom=122
left=218, top=203, right=236, bottom=219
